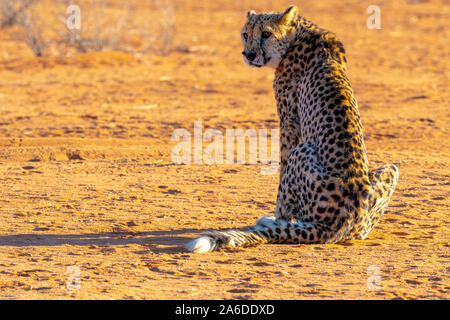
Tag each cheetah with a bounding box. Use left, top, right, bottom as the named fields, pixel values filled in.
left=185, top=6, right=399, bottom=252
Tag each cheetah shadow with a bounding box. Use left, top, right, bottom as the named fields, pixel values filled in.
left=0, top=229, right=213, bottom=254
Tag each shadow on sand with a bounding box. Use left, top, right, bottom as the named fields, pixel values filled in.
left=0, top=229, right=209, bottom=254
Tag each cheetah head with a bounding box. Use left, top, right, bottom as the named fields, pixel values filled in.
left=241, top=5, right=299, bottom=69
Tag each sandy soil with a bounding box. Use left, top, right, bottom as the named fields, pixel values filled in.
left=0, top=0, right=448, bottom=299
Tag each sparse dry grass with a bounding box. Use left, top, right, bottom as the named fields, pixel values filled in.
left=20, top=8, right=46, bottom=56
left=145, top=0, right=177, bottom=56
left=1, top=0, right=178, bottom=57
left=0, top=0, right=34, bottom=28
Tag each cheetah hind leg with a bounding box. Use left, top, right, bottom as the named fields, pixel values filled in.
left=355, top=164, right=399, bottom=240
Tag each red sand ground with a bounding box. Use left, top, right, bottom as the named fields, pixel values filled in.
left=0, top=0, right=448, bottom=299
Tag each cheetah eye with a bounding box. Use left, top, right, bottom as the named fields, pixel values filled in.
left=261, top=31, right=272, bottom=39
left=242, top=32, right=248, bottom=41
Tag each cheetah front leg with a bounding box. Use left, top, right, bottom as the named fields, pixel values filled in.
left=255, top=123, right=300, bottom=225
left=279, top=122, right=301, bottom=182
left=275, top=122, right=301, bottom=221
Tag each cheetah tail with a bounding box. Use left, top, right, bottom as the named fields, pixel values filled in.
left=184, top=218, right=303, bottom=253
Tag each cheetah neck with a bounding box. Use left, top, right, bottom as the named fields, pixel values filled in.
left=285, top=17, right=347, bottom=70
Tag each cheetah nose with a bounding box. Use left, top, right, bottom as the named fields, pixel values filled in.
left=243, top=51, right=256, bottom=62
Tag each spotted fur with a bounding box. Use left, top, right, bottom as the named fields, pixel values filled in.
left=185, top=6, right=399, bottom=253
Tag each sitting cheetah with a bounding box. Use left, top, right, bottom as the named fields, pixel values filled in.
left=185, top=6, right=399, bottom=252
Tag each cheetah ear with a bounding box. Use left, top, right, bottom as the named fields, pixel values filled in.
left=280, top=5, right=299, bottom=25
left=247, top=9, right=256, bottom=18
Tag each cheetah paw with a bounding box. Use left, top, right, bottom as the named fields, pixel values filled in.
left=256, top=215, right=276, bottom=225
